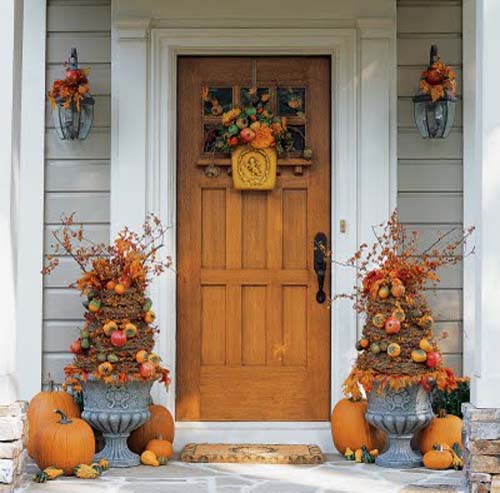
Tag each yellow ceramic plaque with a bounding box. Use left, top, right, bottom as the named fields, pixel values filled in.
left=231, top=146, right=277, bottom=190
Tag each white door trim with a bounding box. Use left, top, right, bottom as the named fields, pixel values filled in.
left=111, top=23, right=396, bottom=452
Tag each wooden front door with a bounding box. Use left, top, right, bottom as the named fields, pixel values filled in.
left=177, top=56, right=331, bottom=421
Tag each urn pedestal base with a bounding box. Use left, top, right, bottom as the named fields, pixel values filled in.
left=366, top=384, right=434, bottom=469
left=82, top=379, right=152, bottom=468
left=95, top=434, right=140, bottom=468
left=375, top=435, right=422, bottom=468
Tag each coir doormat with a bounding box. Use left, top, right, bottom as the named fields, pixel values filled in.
left=180, top=443, right=324, bottom=464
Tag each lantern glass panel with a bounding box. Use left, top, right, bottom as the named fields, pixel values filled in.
left=79, top=99, right=94, bottom=140
left=413, top=96, right=456, bottom=139
left=51, top=97, right=94, bottom=140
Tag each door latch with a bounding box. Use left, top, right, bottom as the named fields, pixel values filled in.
left=313, top=232, right=328, bottom=304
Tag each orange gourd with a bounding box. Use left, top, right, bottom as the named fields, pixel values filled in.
left=27, top=382, right=81, bottom=457
left=32, top=410, right=95, bottom=475
left=423, top=445, right=454, bottom=470
left=128, top=405, right=175, bottom=454
left=419, top=409, right=463, bottom=453
left=330, top=398, right=386, bottom=454
left=146, top=435, right=173, bottom=460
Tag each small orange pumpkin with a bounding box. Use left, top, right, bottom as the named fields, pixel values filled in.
left=419, top=409, right=463, bottom=453
left=27, top=382, right=81, bottom=457
left=387, top=343, right=401, bottom=358
left=330, top=398, right=386, bottom=454
left=411, top=349, right=427, bottom=363
left=32, top=410, right=95, bottom=475
left=423, top=445, right=454, bottom=470
left=128, top=405, right=175, bottom=454
left=146, top=435, right=173, bottom=460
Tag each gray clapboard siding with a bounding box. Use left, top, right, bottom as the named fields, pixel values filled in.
left=43, top=257, right=88, bottom=288
left=442, top=354, right=461, bottom=375
left=44, top=288, right=84, bottom=321
left=42, top=354, right=74, bottom=384
left=398, top=129, right=462, bottom=160
left=435, top=322, right=462, bottom=353
left=45, top=161, right=110, bottom=192
left=425, top=289, right=462, bottom=322
left=397, top=0, right=464, bottom=373
left=43, top=0, right=111, bottom=384
left=398, top=192, right=462, bottom=224
left=45, top=128, right=111, bottom=160
left=47, top=3, right=111, bottom=32
left=43, top=322, right=81, bottom=352
left=45, top=192, right=110, bottom=223
left=397, top=3, right=462, bottom=34
left=398, top=36, right=462, bottom=66
left=47, top=33, right=111, bottom=64
left=398, top=160, right=462, bottom=192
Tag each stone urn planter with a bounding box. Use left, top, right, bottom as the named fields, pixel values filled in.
left=82, top=378, right=152, bottom=467
left=365, top=384, right=434, bottom=468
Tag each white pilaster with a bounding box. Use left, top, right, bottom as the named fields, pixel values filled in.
left=110, top=17, right=151, bottom=236
left=0, top=0, right=23, bottom=405
left=357, top=18, right=397, bottom=251
left=16, top=0, right=47, bottom=401
left=464, top=0, right=500, bottom=408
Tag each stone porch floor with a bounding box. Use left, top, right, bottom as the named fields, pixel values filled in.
left=7, top=455, right=464, bottom=493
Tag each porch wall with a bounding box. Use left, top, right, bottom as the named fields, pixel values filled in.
left=40, top=0, right=464, bottom=384
left=397, top=0, right=463, bottom=375
left=42, top=0, right=111, bottom=384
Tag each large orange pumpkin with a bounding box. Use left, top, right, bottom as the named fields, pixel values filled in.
left=27, top=383, right=81, bottom=457
left=330, top=398, right=386, bottom=454
left=128, top=405, right=175, bottom=454
left=32, top=410, right=95, bottom=475
left=419, top=409, right=463, bottom=453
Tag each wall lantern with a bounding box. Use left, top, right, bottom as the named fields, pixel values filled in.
left=49, top=48, right=94, bottom=140
left=413, top=45, right=457, bottom=139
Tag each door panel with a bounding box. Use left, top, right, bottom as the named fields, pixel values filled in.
left=177, top=56, right=331, bottom=421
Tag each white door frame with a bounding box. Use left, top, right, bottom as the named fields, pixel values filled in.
left=111, top=22, right=396, bottom=451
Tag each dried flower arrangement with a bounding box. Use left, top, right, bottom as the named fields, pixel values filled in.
left=43, top=214, right=172, bottom=390
left=335, top=211, right=474, bottom=399
left=202, top=86, right=295, bottom=154
left=48, top=65, right=91, bottom=112
left=418, top=55, right=457, bottom=103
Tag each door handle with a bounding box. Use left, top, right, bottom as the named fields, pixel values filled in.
left=314, top=232, right=328, bottom=304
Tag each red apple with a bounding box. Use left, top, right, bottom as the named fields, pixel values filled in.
left=426, top=351, right=441, bottom=368
left=70, top=339, right=82, bottom=354
left=228, top=136, right=239, bottom=147
left=110, top=330, right=127, bottom=347
left=140, top=361, right=156, bottom=378
left=385, top=316, right=401, bottom=335
left=240, top=128, right=256, bottom=143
